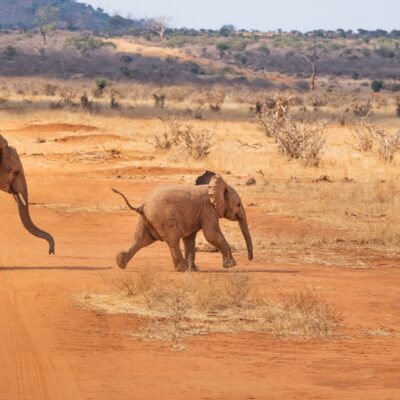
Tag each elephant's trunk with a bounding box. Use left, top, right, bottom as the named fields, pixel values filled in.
left=238, top=209, right=253, bottom=261
left=16, top=194, right=55, bottom=255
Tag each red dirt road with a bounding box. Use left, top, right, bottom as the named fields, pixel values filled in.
left=1, top=127, right=400, bottom=399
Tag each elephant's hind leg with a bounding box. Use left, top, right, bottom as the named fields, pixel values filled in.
left=183, top=232, right=200, bottom=271
left=116, top=219, right=156, bottom=269
left=168, top=241, right=189, bottom=272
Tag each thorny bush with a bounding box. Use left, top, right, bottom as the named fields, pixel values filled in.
left=147, top=117, right=214, bottom=159
left=259, top=111, right=326, bottom=167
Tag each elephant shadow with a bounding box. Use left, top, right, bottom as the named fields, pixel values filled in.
left=0, top=266, right=112, bottom=271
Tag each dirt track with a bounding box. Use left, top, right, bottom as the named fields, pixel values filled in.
left=1, top=124, right=400, bottom=399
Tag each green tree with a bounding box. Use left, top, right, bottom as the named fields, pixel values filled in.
left=219, top=24, right=236, bottom=37
left=35, top=6, right=59, bottom=46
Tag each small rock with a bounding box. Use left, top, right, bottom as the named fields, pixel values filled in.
left=316, top=175, right=333, bottom=183
left=342, top=177, right=354, bottom=183
left=246, top=177, right=256, bottom=186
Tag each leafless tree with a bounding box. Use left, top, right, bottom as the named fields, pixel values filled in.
left=145, top=16, right=171, bottom=40
left=299, top=41, right=329, bottom=91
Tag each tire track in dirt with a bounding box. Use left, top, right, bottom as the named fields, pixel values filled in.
left=0, top=275, right=49, bottom=399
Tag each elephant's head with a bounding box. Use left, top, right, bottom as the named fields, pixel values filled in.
left=0, top=135, right=55, bottom=254
left=206, top=173, right=253, bottom=261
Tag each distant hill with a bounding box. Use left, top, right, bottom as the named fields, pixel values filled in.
left=0, top=0, right=140, bottom=31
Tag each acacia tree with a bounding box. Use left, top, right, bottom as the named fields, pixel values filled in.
left=35, top=6, right=59, bottom=46
left=299, top=41, right=329, bottom=91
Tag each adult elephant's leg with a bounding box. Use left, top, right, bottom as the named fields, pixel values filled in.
left=202, top=219, right=236, bottom=269
left=183, top=232, right=199, bottom=271
left=116, top=218, right=155, bottom=269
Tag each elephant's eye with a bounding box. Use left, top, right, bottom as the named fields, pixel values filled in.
left=237, top=203, right=241, bottom=207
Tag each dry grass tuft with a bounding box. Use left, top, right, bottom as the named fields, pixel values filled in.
left=350, top=118, right=400, bottom=162
left=351, top=118, right=375, bottom=152
left=265, top=288, right=339, bottom=338
left=77, top=271, right=339, bottom=348
left=376, top=129, right=400, bottom=163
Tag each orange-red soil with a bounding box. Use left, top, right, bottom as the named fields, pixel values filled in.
left=0, top=124, right=399, bottom=399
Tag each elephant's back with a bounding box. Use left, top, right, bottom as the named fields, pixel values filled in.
left=142, top=184, right=206, bottom=238
left=144, top=184, right=204, bottom=202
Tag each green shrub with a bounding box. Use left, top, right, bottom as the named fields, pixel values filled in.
left=66, top=35, right=116, bottom=55
left=258, top=44, right=270, bottom=56
left=95, top=78, right=108, bottom=94
left=371, top=80, right=384, bottom=93
left=216, top=42, right=230, bottom=58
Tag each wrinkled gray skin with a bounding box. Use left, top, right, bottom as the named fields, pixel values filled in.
left=0, top=135, right=55, bottom=254
left=113, top=173, right=253, bottom=272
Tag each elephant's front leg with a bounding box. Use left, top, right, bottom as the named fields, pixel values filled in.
left=183, top=232, right=200, bottom=271
left=202, top=219, right=236, bottom=269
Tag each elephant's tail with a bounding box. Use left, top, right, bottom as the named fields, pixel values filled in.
left=111, top=188, right=143, bottom=214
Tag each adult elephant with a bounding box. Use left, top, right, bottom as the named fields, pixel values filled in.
left=112, top=171, right=253, bottom=271
left=0, top=135, right=55, bottom=254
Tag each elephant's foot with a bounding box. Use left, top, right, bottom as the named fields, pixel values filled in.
left=175, top=261, right=189, bottom=272
left=189, top=263, right=200, bottom=272
left=116, top=252, right=129, bottom=269
left=223, top=257, right=237, bottom=269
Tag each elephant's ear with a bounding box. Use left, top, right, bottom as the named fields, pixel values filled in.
left=208, top=175, right=227, bottom=218
left=195, top=170, right=216, bottom=185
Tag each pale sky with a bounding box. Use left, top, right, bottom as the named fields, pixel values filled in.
left=84, top=0, right=400, bottom=31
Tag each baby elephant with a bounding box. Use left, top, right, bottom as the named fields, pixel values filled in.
left=112, top=172, right=253, bottom=272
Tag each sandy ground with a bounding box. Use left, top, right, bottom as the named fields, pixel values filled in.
left=1, top=121, right=400, bottom=400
